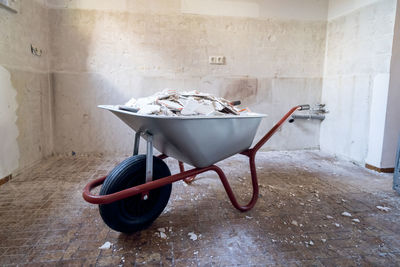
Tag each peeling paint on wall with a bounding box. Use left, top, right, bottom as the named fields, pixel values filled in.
left=0, top=0, right=53, bottom=173
left=0, top=65, right=20, bottom=178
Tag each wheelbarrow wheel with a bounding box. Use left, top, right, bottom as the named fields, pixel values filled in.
left=99, top=155, right=171, bottom=233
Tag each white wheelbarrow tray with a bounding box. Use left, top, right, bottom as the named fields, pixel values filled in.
left=99, top=105, right=266, bottom=168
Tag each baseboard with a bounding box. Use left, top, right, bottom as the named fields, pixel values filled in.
left=0, top=174, right=12, bottom=186
left=365, top=164, right=395, bottom=173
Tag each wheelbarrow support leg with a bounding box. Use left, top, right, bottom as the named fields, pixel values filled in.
left=133, top=131, right=154, bottom=183
left=142, top=133, right=153, bottom=200
left=133, top=131, right=141, bottom=156
left=145, top=134, right=153, bottom=183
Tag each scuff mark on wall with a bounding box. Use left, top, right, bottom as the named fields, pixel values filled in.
left=200, top=76, right=258, bottom=106
left=0, top=65, right=20, bottom=178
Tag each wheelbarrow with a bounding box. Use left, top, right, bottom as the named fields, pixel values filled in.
left=83, top=104, right=310, bottom=233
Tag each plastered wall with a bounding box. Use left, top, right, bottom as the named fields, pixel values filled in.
left=2, top=0, right=398, bottom=171
left=375, top=2, right=400, bottom=168
left=181, top=0, right=329, bottom=20
left=320, top=0, right=397, bottom=164
left=48, top=2, right=327, bottom=156
left=0, top=0, right=53, bottom=176
left=45, top=0, right=329, bottom=20
left=328, top=0, right=385, bottom=19
left=0, top=66, right=19, bottom=178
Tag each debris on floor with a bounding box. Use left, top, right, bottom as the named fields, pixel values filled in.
left=1, top=151, right=399, bottom=266
left=306, top=240, right=314, bottom=246
left=376, top=205, right=391, bottom=212
left=121, top=89, right=252, bottom=116
left=188, top=232, right=198, bottom=241
left=99, top=241, right=112, bottom=250
left=155, top=227, right=168, bottom=239
left=341, top=211, right=352, bottom=217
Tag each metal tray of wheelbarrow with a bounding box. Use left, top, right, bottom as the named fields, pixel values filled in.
left=99, top=105, right=266, bottom=168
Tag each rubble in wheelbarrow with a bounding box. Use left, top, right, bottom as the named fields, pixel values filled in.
left=120, top=89, right=252, bottom=116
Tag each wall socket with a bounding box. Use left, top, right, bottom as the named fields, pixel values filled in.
left=209, top=56, right=225, bottom=65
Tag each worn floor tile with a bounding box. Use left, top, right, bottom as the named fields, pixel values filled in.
left=0, top=151, right=399, bottom=266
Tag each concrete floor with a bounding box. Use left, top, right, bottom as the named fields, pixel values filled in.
left=0, top=150, right=399, bottom=266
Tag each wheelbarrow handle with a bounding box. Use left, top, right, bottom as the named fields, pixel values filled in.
left=230, top=100, right=241, bottom=106
left=247, top=105, right=303, bottom=155
left=298, top=104, right=310, bottom=110
left=82, top=163, right=258, bottom=211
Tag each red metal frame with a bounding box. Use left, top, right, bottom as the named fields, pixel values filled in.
left=178, top=161, right=196, bottom=184
left=82, top=106, right=301, bottom=212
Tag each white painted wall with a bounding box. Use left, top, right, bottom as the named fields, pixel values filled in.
left=45, top=0, right=128, bottom=10
left=182, top=0, right=328, bottom=20
left=380, top=3, right=400, bottom=168
left=328, top=0, right=384, bottom=20
left=181, top=0, right=260, bottom=18
left=365, top=74, right=391, bottom=167
left=46, top=0, right=328, bottom=20
left=0, top=66, right=19, bottom=178
left=45, top=0, right=181, bottom=14
left=320, top=0, right=397, bottom=164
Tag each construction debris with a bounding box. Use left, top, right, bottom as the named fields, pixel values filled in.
left=155, top=227, right=168, bottom=239
left=99, top=241, right=112, bottom=250
left=121, top=89, right=251, bottom=116
left=376, top=206, right=391, bottom=212
left=341, top=211, right=352, bottom=217
left=188, top=232, right=198, bottom=241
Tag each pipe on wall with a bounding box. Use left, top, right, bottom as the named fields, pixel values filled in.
left=289, top=114, right=325, bottom=123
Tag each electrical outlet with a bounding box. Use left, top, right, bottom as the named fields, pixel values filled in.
left=209, top=56, right=225, bottom=65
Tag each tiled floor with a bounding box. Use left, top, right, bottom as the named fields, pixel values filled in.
left=0, top=150, right=399, bottom=266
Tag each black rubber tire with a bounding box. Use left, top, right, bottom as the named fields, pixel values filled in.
left=99, top=155, right=172, bottom=233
